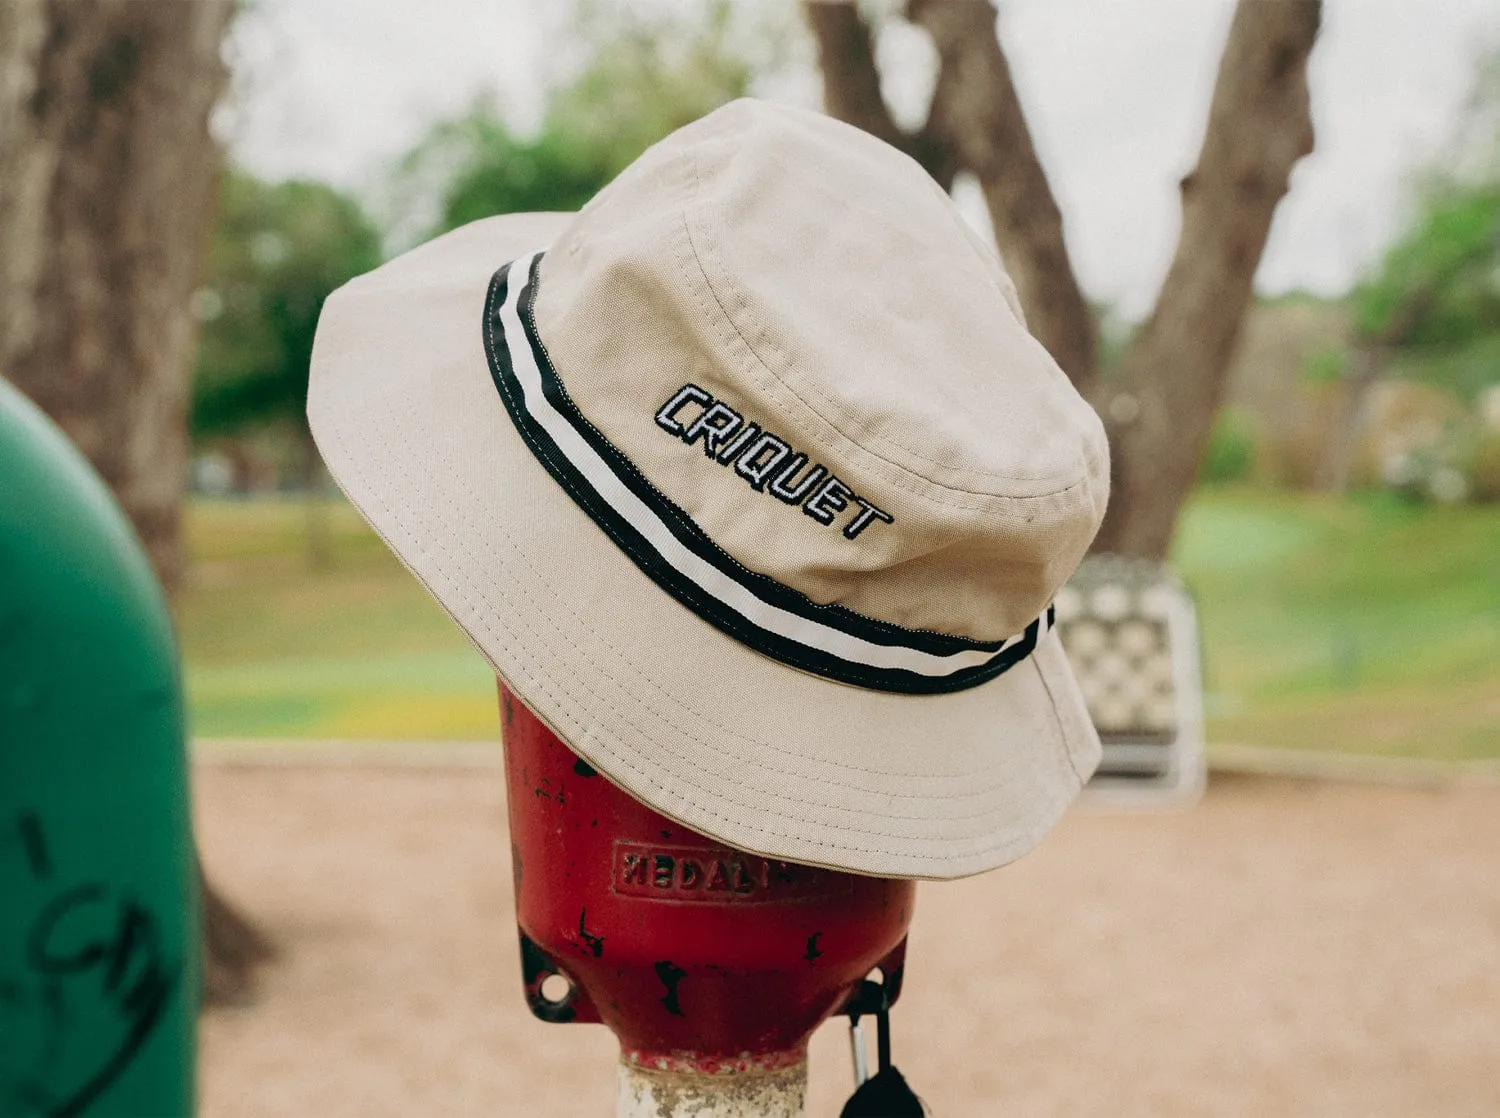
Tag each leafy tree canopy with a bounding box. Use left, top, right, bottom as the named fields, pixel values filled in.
left=193, top=2, right=774, bottom=446
left=1355, top=183, right=1500, bottom=349
left=1352, top=48, right=1500, bottom=401
left=193, top=171, right=381, bottom=441
left=398, top=0, right=762, bottom=239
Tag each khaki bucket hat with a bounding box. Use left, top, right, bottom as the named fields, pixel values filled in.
left=309, top=99, right=1108, bottom=880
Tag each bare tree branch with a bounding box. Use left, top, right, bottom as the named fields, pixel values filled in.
left=805, top=1, right=904, bottom=149
left=806, top=0, right=1321, bottom=561
left=1092, top=0, right=1321, bottom=556
left=805, top=1, right=959, bottom=188
left=908, top=0, right=1098, bottom=390
left=914, top=41, right=964, bottom=192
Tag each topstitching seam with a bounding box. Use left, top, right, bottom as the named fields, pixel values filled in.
left=679, top=145, right=1092, bottom=502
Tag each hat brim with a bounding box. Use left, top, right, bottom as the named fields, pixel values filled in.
left=309, top=213, right=1100, bottom=880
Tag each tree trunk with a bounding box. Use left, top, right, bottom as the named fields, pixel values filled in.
left=1, top=0, right=229, bottom=590
left=0, top=0, right=272, bottom=1007
left=1091, top=2, right=1320, bottom=556
left=805, top=0, right=959, bottom=189
left=807, top=0, right=1322, bottom=560
left=907, top=0, right=1100, bottom=394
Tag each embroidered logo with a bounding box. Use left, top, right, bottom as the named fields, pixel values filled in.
left=655, top=384, right=894, bottom=540
left=487, top=252, right=1051, bottom=694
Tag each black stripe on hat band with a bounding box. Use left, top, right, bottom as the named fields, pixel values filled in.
left=482, top=252, right=1052, bottom=695
left=500, top=255, right=1005, bottom=662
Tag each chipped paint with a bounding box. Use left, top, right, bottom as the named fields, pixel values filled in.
left=617, top=1060, right=806, bottom=1118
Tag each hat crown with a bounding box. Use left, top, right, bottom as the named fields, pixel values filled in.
left=531, top=99, right=1107, bottom=643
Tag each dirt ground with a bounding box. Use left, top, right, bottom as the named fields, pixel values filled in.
left=194, top=757, right=1500, bottom=1117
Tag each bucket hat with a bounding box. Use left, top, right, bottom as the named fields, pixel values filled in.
left=309, top=99, right=1108, bottom=880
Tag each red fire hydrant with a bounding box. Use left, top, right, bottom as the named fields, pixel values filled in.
left=500, top=683, right=914, bottom=1116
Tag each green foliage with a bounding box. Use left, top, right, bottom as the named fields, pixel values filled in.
left=543, top=0, right=755, bottom=180
left=1388, top=331, right=1500, bottom=407
left=400, top=0, right=760, bottom=238
left=1354, top=183, right=1500, bottom=351
left=1302, top=344, right=1348, bottom=385
left=1352, top=49, right=1500, bottom=404
left=193, top=171, right=381, bottom=442
left=406, top=100, right=611, bottom=233
left=1197, top=408, right=1258, bottom=484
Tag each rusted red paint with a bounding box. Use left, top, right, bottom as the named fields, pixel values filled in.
left=500, top=681, right=914, bottom=1073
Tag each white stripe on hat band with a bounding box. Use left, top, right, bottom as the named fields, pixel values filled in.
left=498, top=249, right=1047, bottom=681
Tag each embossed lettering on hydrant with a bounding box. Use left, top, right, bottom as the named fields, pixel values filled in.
left=612, top=842, right=851, bottom=904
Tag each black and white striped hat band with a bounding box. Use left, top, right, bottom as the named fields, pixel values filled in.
left=483, top=250, right=1054, bottom=695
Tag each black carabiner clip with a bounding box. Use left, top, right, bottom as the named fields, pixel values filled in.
left=841, top=974, right=926, bottom=1117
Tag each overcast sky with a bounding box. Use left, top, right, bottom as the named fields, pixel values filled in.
left=225, top=0, right=1500, bottom=316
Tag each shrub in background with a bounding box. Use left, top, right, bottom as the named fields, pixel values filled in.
left=1198, top=408, right=1260, bottom=485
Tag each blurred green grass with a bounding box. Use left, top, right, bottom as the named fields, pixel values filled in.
left=179, top=493, right=1500, bottom=758
left=1174, top=491, right=1500, bottom=760
left=181, top=499, right=499, bottom=739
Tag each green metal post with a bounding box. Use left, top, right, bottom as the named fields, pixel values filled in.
left=0, top=379, right=197, bottom=1116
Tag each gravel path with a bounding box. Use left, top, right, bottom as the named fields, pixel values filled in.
left=194, top=762, right=1500, bottom=1117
